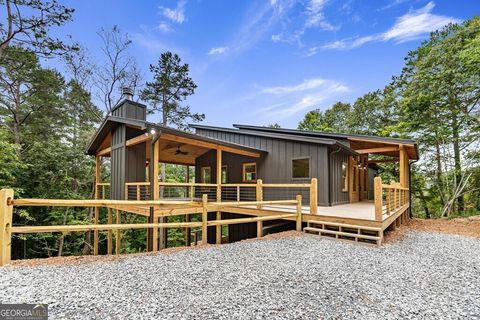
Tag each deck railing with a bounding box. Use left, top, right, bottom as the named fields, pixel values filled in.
left=122, top=178, right=318, bottom=213
left=0, top=189, right=302, bottom=266
left=373, top=177, right=409, bottom=221
left=95, top=183, right=110, bottom=200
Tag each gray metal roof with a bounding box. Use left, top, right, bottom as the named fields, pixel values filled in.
left=189, top=124, right=359, bottom=155
left=231, top=124, right=418, bottom=145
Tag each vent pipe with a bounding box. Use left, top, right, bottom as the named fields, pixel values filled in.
left=122, top=87, right=133, bottom=100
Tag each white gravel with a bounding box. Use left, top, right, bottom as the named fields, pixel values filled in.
left=1, top=231, right=479, bottom=320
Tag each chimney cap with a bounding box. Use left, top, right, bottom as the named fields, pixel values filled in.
left=122, top=87, right=133, bottom=100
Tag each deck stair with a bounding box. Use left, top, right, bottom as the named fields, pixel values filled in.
left=304, top=220, right=382, bottom=246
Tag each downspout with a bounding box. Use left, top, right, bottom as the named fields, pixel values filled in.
left=148, top=130, right=161, bottom=251
left=328, top=145, right=342, bottom=206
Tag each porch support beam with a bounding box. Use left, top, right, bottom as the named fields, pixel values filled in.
left=161, top=133, right=261, bottom=158
left=356, top=147, right=399, bottom=154
left=399, top=145, right=409, bottom=188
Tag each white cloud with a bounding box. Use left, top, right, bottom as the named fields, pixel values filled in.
left=208, top=46, right=229, bottom=55
left=271, top=34, right=282, bottom=42
left=160, top=0, right=187, bottom=24
left=253, top=77, right=350, bottom=120
left=311, top=1, right=460, bottom=53
left=304, top=0, right=336, bottom=31
left=157, top=22, right=172, bottom=33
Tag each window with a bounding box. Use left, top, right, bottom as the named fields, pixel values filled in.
left=221, top=165, right=228, bottom=184
left=243, top=163, right=256, bottom=182
left=342, top=162, right=348, bottom=192
left=292, top=158, right=310, bottom=179
left=201, top=166, right=211, bottom=183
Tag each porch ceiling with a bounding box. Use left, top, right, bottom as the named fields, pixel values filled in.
left=349, top=138, right=418, bottom=160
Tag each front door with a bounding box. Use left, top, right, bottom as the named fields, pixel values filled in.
left=349, top=156, right=359, bottom=203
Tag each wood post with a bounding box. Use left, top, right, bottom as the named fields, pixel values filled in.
left=296, top=195, right=302, bottom=231
left=374, top=177, right=383, bottom=221
left=216, top=147, right=222, bottom=244
left=115, top=209, right=121, bottom=255
left=0, top=189, right=13, bottom=266
left=185, top=214, right=191, bottom=246
left=236, top=186, right=240, bottom=202
left=216, top=212, right=222, bottom=244
left=94, top=155, right=101, bottom=256
left=152, top=140, right=160, bottom=251
left=202, top=194, right=208, bottom=245
left=310, top=178, right=318, bottom=214
left=107, top=207, right=112, bottom=254
left=93, top=207, right=99, bottom=256
left=256, top=179, right=263, bottom=209
left=257, top=220, right=262, bottom=238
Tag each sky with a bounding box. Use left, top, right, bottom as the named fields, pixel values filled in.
left=53, top=0, right=478, bottom=128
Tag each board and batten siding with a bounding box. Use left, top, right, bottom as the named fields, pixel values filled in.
left=329, top=150, right=350, bottom=205
left=195, top=128, right=330, bottom=206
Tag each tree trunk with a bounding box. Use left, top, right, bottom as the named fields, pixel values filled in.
left=452, top=114, right=464, bottom=214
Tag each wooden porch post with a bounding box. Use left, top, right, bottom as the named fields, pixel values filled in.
left=107, top=207, right=112, bottom=254
left=94, top=155, right=100, bottom=256
left=310, top=178, right=318, bottom=214
left=216, top=148, right=222, bottom=244
left=152, top=140, right=160, bottom=251
left=202, top=194, right=208, bottom=245
left=115, top=209, right=121, bottom=254
left=296, top=195, right=302, bottom=231
left=374, top=177, right=383, bottom=221
left=0, top=189, right=13, bottom=266
left=399, top=145, right=408, bottom=188
left=256, top=179, right=263, bottom=209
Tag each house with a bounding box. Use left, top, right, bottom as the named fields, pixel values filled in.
left=86, top=90, right=417, bottom=249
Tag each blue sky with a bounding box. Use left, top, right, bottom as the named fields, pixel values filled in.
left=55, top=0, right=478, bottom=128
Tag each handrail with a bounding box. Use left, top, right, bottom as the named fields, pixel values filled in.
left=0, top=188, right=303, bottom=266
left=374, top=177, right=409, bottom=221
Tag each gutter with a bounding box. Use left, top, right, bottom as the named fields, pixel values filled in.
left=408, top=158, right=419, bottom=218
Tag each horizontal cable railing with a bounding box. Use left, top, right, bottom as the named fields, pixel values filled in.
left=96, top=183, right=110, bottom=200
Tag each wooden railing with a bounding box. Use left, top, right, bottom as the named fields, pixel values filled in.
left=123, top=178, right=318, bottom=213
left=373, top=177, right=409, bottom=221
left=0, top=189, right=302, bottom=266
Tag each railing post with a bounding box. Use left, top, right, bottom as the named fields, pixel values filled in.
left=202, top=194, right=208, bottom=245
left=107, top=207, right=113, bottom=255
left=190, top=185, right=194, bottom=202
left=256, top=179, right=263, bottom=209
left=310, top=178, right=318, bottom=214
left=137, top=185, right=140, bottom=201
left=236, top=186, right=240, bottom=202
left=257, top=221, right=263, bottom=238
left=374, top=177, right=383, bottom=221
left=296, top=195, right=302, bottom=231
left=0, top=189, right=13, bottom=266
left=115, top=209, right=121, bottom=255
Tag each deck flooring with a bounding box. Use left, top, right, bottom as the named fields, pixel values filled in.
left=241, top=201, right=380, bottom=221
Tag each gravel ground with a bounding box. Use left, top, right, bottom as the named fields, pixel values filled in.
left=1, top=231, right=479, bottom=320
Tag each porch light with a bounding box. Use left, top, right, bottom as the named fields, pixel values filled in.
left=150, top=128, right=156, bottom=135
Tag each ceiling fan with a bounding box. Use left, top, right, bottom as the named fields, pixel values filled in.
left=175, top=146, right=188, bottom=155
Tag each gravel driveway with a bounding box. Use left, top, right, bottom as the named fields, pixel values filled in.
left=1, top=231, right=479, bottom=319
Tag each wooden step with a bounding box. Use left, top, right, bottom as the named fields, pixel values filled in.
left=304, top=220, right=382, bottom=246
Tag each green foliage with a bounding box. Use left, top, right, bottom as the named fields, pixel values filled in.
left=141, top=51, right=204, bottom=129
left=298, top=17, right=480, bottom=218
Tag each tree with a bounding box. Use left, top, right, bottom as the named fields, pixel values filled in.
left=95, top=26, right=142, bottom=112
left=0, top=47, right=64, bottom=146
left=141, top=51, right=204, bottom=130
left=396, top=18, right=480, bottom=215
left=0, top=0, right=76, bottom=57
left=298, top=102, right=351, bottom=133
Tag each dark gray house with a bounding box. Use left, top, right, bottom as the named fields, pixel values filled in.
left=87, top=94, right=418, bottom=247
